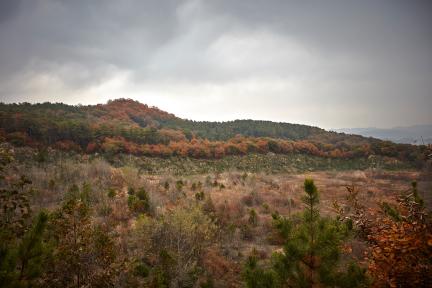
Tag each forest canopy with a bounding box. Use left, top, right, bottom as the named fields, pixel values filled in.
left=0, top=99, right=428, bottom=166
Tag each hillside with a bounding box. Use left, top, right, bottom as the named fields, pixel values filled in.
left=0, top=99, right=428, bottom=166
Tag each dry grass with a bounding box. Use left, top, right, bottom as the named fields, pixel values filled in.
left=16, top=156, right=428, bottom=287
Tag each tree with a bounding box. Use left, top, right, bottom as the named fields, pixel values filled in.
left=244, top=251, right=277, bottom=288
left=47, top=196, right=118, bottom=287
left=0, top=147, right=51, bottom=287
left=15, top=211, right=50, bottom=285
left=338, top=182, right=432, bottom=287
left=0, top=210, right=50, bottom=288
left=128, top=187, right=151, bottom=214
left=134, top=206, right=217, bottom=287
left=244, top=179, right=367, bottom=288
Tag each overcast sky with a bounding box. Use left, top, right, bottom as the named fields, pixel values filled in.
left=0, top=0, right=431, bottom=129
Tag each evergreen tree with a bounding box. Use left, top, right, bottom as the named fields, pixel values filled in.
left=128, top=187, right=151, bottom=214
left=0, top=211, right=50, bottom=288
left=47, top=194, right=118, bottom=287
left=16, top=211, right=50, bottom=285
left=244, top=179, right=367, bottom=288
left=244, top=252, right=277, bottom=288
left=0, top=151, right=51, bottom=288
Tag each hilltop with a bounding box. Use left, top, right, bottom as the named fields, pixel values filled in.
left=0, top=99, right=428, bottom=167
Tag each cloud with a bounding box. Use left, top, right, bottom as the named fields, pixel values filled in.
left=0, top=0, right=21, bottom=24
left=0, top=0, right=431, bottom=129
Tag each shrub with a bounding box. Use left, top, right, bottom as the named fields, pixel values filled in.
left=261, top=203, right=270, bottom=214
left=195, top=191, right=205, bottom=201
left=107, top=188, right=117, bottom=198
left=163, top=181, right=170, bottom=190
left=128, top=187, right=151, bottom=214
left=339, top=182, right=432, bottom=287
left=244, top=253, right=277, bottom=288
left=248, top=209, right=258, bottom=226
left=176, top=180, right=184, bottom=191
left=134, top=262, right=150, bottom=278
left=134, top=206, right=217, bottom=287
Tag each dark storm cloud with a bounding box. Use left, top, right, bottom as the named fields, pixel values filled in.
left=0, top=0, right=21, bottom=24
left=0, top=0, right=184, bottom=81
left=0, top=0, right=431, bottom=128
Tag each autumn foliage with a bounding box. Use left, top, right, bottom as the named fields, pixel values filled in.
left=0, top=99, right=429, bottom=165
left=337, top=184, right=432, bottom=287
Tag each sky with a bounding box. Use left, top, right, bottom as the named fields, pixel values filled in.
left=0, top=0, right=431, bottom=129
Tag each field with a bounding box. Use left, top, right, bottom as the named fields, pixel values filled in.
left=4, top=144, right=430, bottom=287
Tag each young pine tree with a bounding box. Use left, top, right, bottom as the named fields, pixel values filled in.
left=245, top=179, right=367, bottom=288
left=0, top=211, right=50, bottom=288
left=0, top=152, right=51, bottom=288
left=47, top=193, right=118, bottom=287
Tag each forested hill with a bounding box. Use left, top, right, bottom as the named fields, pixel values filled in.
left=159, top=119, right=325, bottom=141
left=0, top=99, right=428, bottom=165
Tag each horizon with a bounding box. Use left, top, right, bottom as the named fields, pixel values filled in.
left=1, top=2, right=431, bottom=286
left=1, top=98, right=432, bottom=131
left=1, top=1, right=431, bottom=129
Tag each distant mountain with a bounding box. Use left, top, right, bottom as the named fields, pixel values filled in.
left=334, top=125, right=432, bottom=145
left=0, top=99, right=427, bottom=164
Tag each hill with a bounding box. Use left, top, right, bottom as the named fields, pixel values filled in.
left=0, top=99, right=428, bottom=166
left=1, top=100, right=431, bottom=287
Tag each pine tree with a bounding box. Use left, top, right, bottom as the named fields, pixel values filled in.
left=0, top=211, right=50, bottom=288
left=244, top=179, right=367, bottom=288
left=244, top=251, right=277, bottom=288
left=16, top=211, right=50, bottom=284
left=47, top=193, right=118, bottom=287
left=0, top=148, right=51, bottom=287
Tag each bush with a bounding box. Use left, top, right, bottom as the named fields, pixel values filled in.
left=195, top=191, right=205, bottom=201
left=128, top=187, right=135, bottom=195
left=128, top=187, right=151, bottom=214
left=248, top=209, right=258, bottom=226
left=244, top=253, right=277, bottom=288
left=176, top=180, right=184, bottom=191
left=163, top=181, right=170, bottom=190
left=134, top=262, right=150, bottom=278
left=134, top=206, right=217, bottom=287
left=107, top=188, right=117, bottom=198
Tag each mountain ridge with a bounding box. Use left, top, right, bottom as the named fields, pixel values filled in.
left=0, top=98, right=428, bottom=165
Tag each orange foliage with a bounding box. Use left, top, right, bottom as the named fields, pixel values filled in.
left=212, top=143, right=226, bottom=158
left=158, top=128, right=187, bottom=142
left=89, top=136, right=361, bottom=159
left=339, top=186, right=432, bottom=287
left=54, top=140, right=81, bottom=151
left=292, top=140, right=322, bottom=156
left=86, top=142, right=98, bottom=153
left=256, top=139, right=269, bottom=153
left=101, top=98, right=175, bottom=123
left=367, top=217, right=432, bottom=287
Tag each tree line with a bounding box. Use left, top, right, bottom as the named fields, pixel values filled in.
left=0, top=100, right=429, bottom=166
